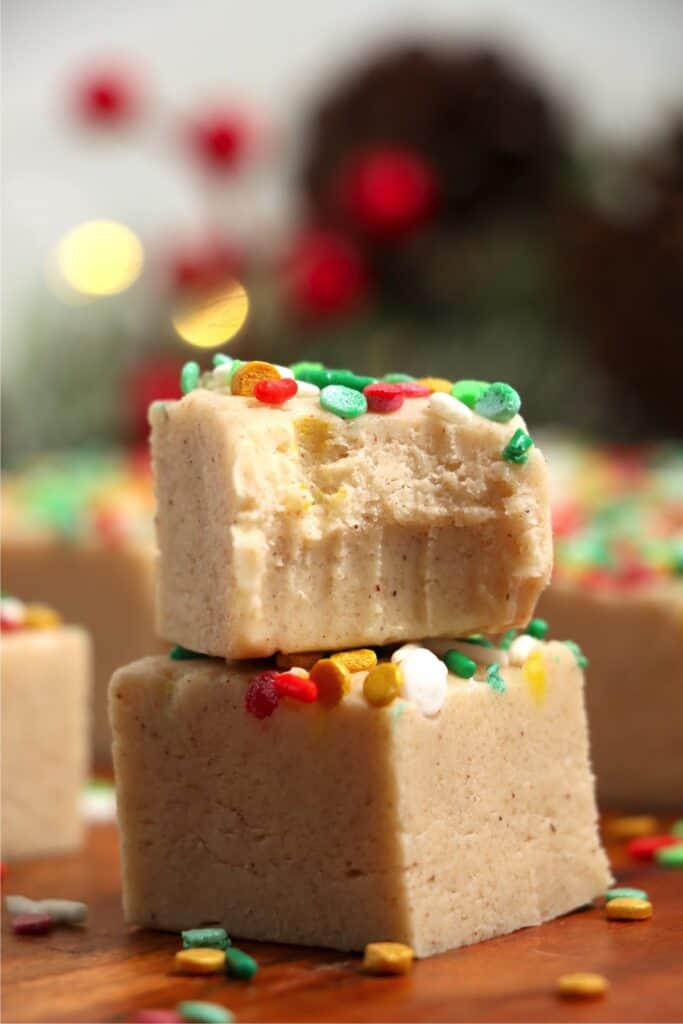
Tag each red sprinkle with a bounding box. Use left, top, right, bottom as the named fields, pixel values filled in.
left=12, top=913, right=53, bottom=935
left=627, top=835, right=679, bottom=860
left=613, top=562, right=658, bottom=587
left=274, top=672, right=318, bottom=703
left=0, top=616, right=22, bottom=633
left=397, top=381, right=431, bottom=398
left=245, top=671, right=280, bottom=718
left=253, top=378, right=298, bottom=405
left=363, top=382, right=405, bottom=413
left=131, top=1012, right=182, bottom=1023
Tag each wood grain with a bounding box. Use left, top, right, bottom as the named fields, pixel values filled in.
left=2, top=818, right=682, bottom=1023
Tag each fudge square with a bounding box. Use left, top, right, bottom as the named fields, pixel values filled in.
left=2, top=604, right=91, bottom=859
left=110, top=641, right=610, bottom=955
left=150, top=383, right=552, bottom=659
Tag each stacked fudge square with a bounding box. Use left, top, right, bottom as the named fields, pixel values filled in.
left=110, top=359, right=611, bottom=957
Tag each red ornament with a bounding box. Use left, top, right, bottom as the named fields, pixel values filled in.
left=73, top=66, right=139, bottom=125
left=167, top=239, right=243, bottom=294
left=125, top=356, right=183, bottom=443
left=342, top=146, right=438, bottom=238
left=188, top=110, right=249, bottom=173
left=288, top=230, right=368, bottom=318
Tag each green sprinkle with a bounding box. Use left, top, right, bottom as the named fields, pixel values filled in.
left=502, top=428, right=534, bottom=464
left=656, top=844, right=683, bottom=868
left=177, top=1001, right=234, bottom=1024
left=458, top=634, right=494, bottom=648
left=320, top=384, right=367, bottom=419
left=382, top=372, right=414, bottom=383
left=450, top=379, right=489, bottom=409
left=181, top=361, right=200, bottom=395
left=475, top=382, right=521, bottom=423
left=293, top=365, right=334, bottom=387
left=444, top=650, right=476, bottom=679
left=486, top=663, right=506, bottom=693
left=499, top=629, right=517, bottom=650
left=328, top=369, right=377, bottom=391
left=525, top=618, right=549, bottom=640
left=224, top=946, right=258, bottom=979
left=290, top=360, right=325, bottom=378
left=564, top=639, right=588, bottom=669
left=605, top=886, right=648, bottom=902
left=182, top=926, right=231, bottom=950
left=212, top=353, right=232, bottom=367
left=170, top=645, right=206, bottom=661
left=671, top=819, right=683, bottom=837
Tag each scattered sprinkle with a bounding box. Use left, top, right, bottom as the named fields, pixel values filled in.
left=502, top=428, right=534, bottom=464
left=399, top=647, right=448, bottom=715
left=81, top=779, right=117, bottom=823
left=363, top=382, right=405, bottom=413
left=606, top=815, right=659, bottom=840
left=224, top=946, right=259, bottom=980
left=274, top=671, right=318, bottom=703
left=508, top=634, right=541, bottom=667
left=443, top=649, right=476, bottom=679
left=525, top=618, right=548, bottom=640
left=363, top=941, right=414, bottom=975
left=23, top=603, right=62, bottom=629
left=427, top=391, right=472, bottom=424
left=275, top=651, right=322, bottom=671
left=245, top=671, right=280, bottom=719
left=363, top=663, right=403, bottom=707
left=474, top=381, right=521, bottom=423
left=557, top=972, right=609, bottom=999
left=605, top=897, right=653, bottom=920
left=564, top=639, right=588, bottom=669
left=231, top=360, right=280, bottom=397
left=176, top=1001, right=234, bottom=1024
left=396, top=381, right=431, bottom=398
left=310, top=658, right=352, bottom=707
left=180, top=361, right=200, bottom=395
left=175, top=947, right=226, bottom=975
left=670, top=819, right=683, bottom=837
left=169, top=645, right=205, bottom=661
left=331, top=648, right=377, bottom=673
left=486, top=663, right=507, bottom=693
left=253, top=377, right=297, bottom=405
left=627, top=835, right=678, bottom=860
left=12, top=912, right=53, bottom=935
left=382, top=372, right=414, bottom=383
left=320, top=384, right=367, bottom=419
left=605, top=886, right=648, bottom=902
left=132, top=1012, right=182, bottom=1023
left=499, top=629, right=517, bottom=650
left=522, top=649, right=547, bottom=704
left=656, top=844, right=683, bottom=868
left=181, top=926, right=231, bottom=950
left=5, top=895, right=87, bottom=924
left=450, top=379, right=489, bottom=409
left=418, top=376, right=452, bottom=393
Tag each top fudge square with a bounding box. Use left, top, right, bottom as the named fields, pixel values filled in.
left=150, top=368, right=552, bottom=659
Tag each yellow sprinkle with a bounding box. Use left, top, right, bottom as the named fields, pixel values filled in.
left=276, top=651, right=323, bottom=671
left=606, top=815, right=659, bottom=840
left=332, top=648, right=377, bottom=673
left=522, top=648, right=547, bottom=705
left=230, top=360, right=280, bottom=396
left=23, top=604, right=62, bottom=630
left=363, top=663, right=403, bottom=707
left=295, top=416, right=331, bottom=456
left=174, top=947, right=226, bottom=974
left=605, top=897, right=653, bottom=921
left=418, top=376, right=453, bottom=393
left=557, top=973, right=609, bottom=999
left=310, top=658, right=352, bottom=707
left=363, top=941, right=414, bottom=975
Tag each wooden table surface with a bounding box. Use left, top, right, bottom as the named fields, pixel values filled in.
left=2, top=817, right=682, bottom=1024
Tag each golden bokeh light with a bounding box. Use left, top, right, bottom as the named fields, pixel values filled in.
left=56, top=220, right=144, bottom=296
left=171, top=281, right=250, bottom=349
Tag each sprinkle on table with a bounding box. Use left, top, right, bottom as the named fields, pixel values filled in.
left=671, top=819, right=683, bottom=837
left=176, top=1001, right=234, bottom=1024
left=12, top=912, right=53, bottom=935
left=363, top=941, right=414, bottom=975
left=656, top=844, right=683, bottom=868
left=606, top=815, right=660, bottom=840
left=174, top=948, right=226, bottom=975
left=556, top=972, right=609, bottom=999
left=605, top=886, right=648, bottom=902
left=224, top=946, right=259, bottom=979
left=626, top=834, right=678, bottom=860
left=181, top=926, right=231, bottom=950
left=605, top=897, right=653, bottom=920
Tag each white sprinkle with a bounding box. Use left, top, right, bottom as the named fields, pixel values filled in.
left=212, top=362, right=234, bottom=384
left=397, top=647, right=448, bottom=716
left=81, top=786, right=117, bottom=824
left=295, top=380, right=320, bottom=397
left=509, top=634, right=541, bottom=666
left=5, top=895, right=87, bottom=924
left=391, top=643, right=422, bottom=664
left=427, top=392, right=473, bottom=424
left=0, top=597, right=25, bottom=624
left=274, top=364, right=294, bottom=379
left=426, top=638, right=508, bottom=666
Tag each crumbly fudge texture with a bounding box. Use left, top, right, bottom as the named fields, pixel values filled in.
left=150, top=390, right=552, bottom=658
left=539, top=581, right=683, bottom=808
left=110, top=642, right=609, bottom=955
left=2, top=626, right=91, bottom=859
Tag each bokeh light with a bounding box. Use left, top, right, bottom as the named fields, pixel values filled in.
left=171, top=281, right=250, bottom=348
left=55, top=220, right=144, bottom=296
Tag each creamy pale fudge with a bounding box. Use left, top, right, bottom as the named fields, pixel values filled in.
left=1, top=597, right=92, bottom=859
left=111, top=635, right=609, bottom=955
left=2, top=451, right=164, bottom=761
left=537, top=441, right=683, bottom=808
left=150, top=360, right=552, bottom=659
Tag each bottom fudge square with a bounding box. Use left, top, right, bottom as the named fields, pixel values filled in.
left=110, top=642, right=610, bottom=955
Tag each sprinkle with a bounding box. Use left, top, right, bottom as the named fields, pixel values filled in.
left=486, top=663, right=507, bottom=693
left=290, top=360, right=325, bottom=377
left=176, top=1001, right=234, bottom=1024
left=182, top=927, right=231, bottom=950
left=273, top=364, right=294, bottom=379
left=363, top=382, right=405, bottom=413
left=444, top=649, right=476, bottom=679
left=329, top=370, right=377, bottom=391
left=175, top=948, right=226, bottom=975
left=502, top=428, right=534, bottom=464
left=212, top=353, right=232, bottom=368
left=522, top=649, right=546, bottom=704
left=626, top=834, right=677, bottom=860
left=294, top=380, right=320, bottom=396
left=499, top=629, right=517, bottom=650
left=564, top=639, right=588, bottom=668
left=458, top=634, right=494, bottom=648
left=606, top=815, right=659, bottom=840
left=331, top=648, right=377, bottom=673
left=180, top=361, right=200, bottom=395
left=382, top=372, right=414, bottom=383
left=274, top=672, right=318, bottom=703
left=81, top=780, right=116, bottom=823
left=132, top=1012, right=182, bottom=1023
left=5, top=896, right=87, bottom=925
left=474, top=382, right=521, bottom=423
left=320, top=384, right=367, bottom=419
left=391, top=643, right=422, bottom=663
left=399, top=647, right=448, bottom=716
left=556, top=973, right=609, bottom=999
left=605, top=897, right=652, bottom=920
left=363, top=941, right=414, bottom=975
left=525, top=618, right=548, bottom=640
left=253, top=377, right=297, bottom=405
left=363, top=663, right=403, bottom=707
left=23, top=604, right=62, bottom=629
left=12, top=912, right=53, bottom=935
left=427, top=391, right=472, bottom=424
left=671, top=819, right=683, bottom=837
left=169, top=645, right=205, bottom=661
left=450, top=379, right=489, bottom=409
left=231, top=360, right=280, bottom=397
left=418, top=376, right=452, bottom=393
left=508, top=634, right=541, bottom=667
left=310, top=658, right=352, bottom=707
left=275, top=651, right=322, bottom=671
left=656, top=844, right=683, bottom=868
left=0, top=597, right=25, bottom=627
left=245, top=671, right=280, bottom=718
left=605, top=886, right=648, bottom=902
left=224, top=946, right=258, bottom=979
left=429, top=638, right=507, bottom=666
left=397, top=381, right=431, bottom=398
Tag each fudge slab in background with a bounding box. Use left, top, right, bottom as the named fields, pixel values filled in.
left=110, top=642, right=610, bottom=955
left=150, top=390, right=551, bottom=659
left=2, top=452, right=164, bottom=761
left=2, top=625, right=92, bottom=859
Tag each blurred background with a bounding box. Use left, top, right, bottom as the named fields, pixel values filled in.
left=3, top=0, right=683, bottom=463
